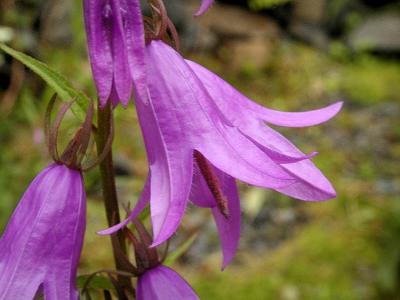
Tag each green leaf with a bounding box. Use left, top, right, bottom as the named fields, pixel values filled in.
left=0, top=43, right=91, bottom=120
left=164, top=233, right=198, bottom=266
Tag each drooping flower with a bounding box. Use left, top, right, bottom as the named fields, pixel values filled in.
left=0, top=164, right=86, bottom=299
left=100, top=40, right=342, bottom=267
left=195, top=0, right=214, bottom=16
left=83, top=0, right=145, bottom=107
left=137, top=265, right=199, bottom=300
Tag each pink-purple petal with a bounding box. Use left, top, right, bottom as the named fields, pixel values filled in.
left=124, top=0, right=147, bottom=100
left=276, top=162, right=337, bottom=200
left=148, top=149, right=193, bottom=247
left=239, top=122, right=318, bottom=164
left=135, top=78, right=194, bottom=246
left=254, top=102, right=343, bottom=128
left=194, top=126, right=296, bottom=189
left=83, top=0, right=114, bottom=105
left=186, top=58, right=338, bottom=200
left=186, top=60, right=342, bottom=128
left=109, top=0, right=132, bottom=105
left=211, top=175, right=240, bottom=270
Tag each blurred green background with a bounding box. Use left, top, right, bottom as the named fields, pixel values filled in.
left=1, top=0, right=400, bottom=299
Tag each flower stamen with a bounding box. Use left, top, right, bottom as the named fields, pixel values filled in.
left=194, top=151, right=229, bottom=219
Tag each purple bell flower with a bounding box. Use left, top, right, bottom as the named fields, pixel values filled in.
left=100, top=40, right=342, bottom=267
left=137, top=265, right=199, bottom=300
left=0, top=164, right=86, bottom=299
left=83, top=0, right=146, bottom=107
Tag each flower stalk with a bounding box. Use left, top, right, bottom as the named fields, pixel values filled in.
left=95, top=102, right=133, bottom=292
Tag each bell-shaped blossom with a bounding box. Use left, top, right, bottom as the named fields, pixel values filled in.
left=137, top=265, right=199, bottom=300
left=195, top=0, right=214, bottom=16
left=0, top=164, right=86, bottom=300
left=83, top=0, right=145, bottom=107
left=100, top=40, right=342, bottom=266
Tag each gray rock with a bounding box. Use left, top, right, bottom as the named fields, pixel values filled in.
left=289, top=0, right=329, bottom=49
left=292, top=0, right=327, bottom=25
left=188, top=1, right=280, bottom=68
left=141, top=0, right=199, bottom=50
left=348, top=12, right=400, bottom=53
left=40, top=0, right=73, bottom=47
left=289, top=20, right=329, bottom=49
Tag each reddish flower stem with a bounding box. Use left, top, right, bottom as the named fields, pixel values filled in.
left=96, top=102, right=133, bottom=293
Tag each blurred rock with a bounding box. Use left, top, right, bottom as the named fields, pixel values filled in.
left=289, top=20, right=328, bottom=49
left=188, top=1, right=281, bottom=68
left=348, top=12, right=400, bottom=53
left=140, top=0, right=198, bottom=50
left=114, top=153, right=135, bottom=177
left=376, top=179, right=400, bottom=196
left=242, top=188, right=269, bottom=218
left=292, top=0, right=327, bottom=24
left=0, top=26, right=14, bottom=43
left=289, top=0, right=328, bottom=49
left=164, top=0, right=199, bottom=50
left=40, top=0, right=73, bottom=47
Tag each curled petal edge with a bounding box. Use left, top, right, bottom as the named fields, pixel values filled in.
left=256, top=101, right=344, bottom=128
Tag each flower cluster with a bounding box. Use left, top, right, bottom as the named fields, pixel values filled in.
left=0, top=0, right=341, bottom=299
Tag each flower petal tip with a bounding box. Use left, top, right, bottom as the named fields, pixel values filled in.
left=221, top=253, right=235, bottom=271
left=317, top=188, right=337, bottom=201
left=220, top=262, right=229, bottom=271
left=96, top=228, right=116, bottom=236
left=327, top=190, right=337, bottom=200
left=98, top=97, right=109, bottom=109
left=323, top=184, right=338, bottom=200
left=332, top=101, right=344, bottom=114
left=150, top=230, right=176, bottom=248
left=97, top=221, right=128, bottom=236
left=149, top=240, right=163, bottom=249
left=194, top=0, right=214, bottom=16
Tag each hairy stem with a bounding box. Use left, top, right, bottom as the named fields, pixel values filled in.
left=96, top=102, right=133, bottom=293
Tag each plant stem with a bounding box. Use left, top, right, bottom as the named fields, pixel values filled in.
left=96, top=102, right=132, bottom=292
